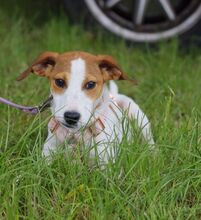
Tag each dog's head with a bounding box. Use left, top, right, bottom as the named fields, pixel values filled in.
left=18, top=51, right=134, bottom=129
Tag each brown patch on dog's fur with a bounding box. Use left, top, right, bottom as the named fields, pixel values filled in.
left=51, top=52, right=106, bottom=100
left=17, top=51, right=59, bottom=80
left=18, top=51, right=134, bottom=99
left=49, top=72, right=68, bottom=94
left=81, top=54, right=105, bottom=101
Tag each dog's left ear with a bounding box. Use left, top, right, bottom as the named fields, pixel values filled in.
left=97, top=55, right=136, bottom=83
left=17, top=51, right=59, bottom=81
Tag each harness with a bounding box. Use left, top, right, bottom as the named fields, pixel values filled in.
left=49, top=96, right=119, bottom=143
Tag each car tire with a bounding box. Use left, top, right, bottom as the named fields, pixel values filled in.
left=63, top=0, right=201, bottom=44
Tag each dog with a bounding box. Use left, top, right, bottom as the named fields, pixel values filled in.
left=18, top=51, right=154, bottom=164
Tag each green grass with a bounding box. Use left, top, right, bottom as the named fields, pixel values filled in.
left=1, top=1, right=201, bottom=219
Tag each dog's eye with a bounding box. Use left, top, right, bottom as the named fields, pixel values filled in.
left=55, top=79, right=65, bottom=88
left=85, top=81, right=96, bottom=90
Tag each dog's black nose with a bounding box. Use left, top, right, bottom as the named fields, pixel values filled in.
left=64, top=111, right=80, bottom=125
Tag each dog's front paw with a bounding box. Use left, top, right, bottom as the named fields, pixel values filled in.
left=42, top=144, right=52, bottom=158
left=42, top=133, right=58, bottom=159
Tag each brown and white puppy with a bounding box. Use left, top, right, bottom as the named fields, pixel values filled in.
left=18, top=51, right=154, bottom=164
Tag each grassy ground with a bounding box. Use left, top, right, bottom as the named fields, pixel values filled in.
left=1, top=1, right=201, bottom=219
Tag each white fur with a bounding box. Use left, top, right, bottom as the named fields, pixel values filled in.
left=109, top=81, right=118, bottom=95
left=43, top=58, right=155, bottom=164
left=51, top=58, right=94, bottom=128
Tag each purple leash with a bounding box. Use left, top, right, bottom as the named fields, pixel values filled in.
left=0, top=95, right=53, bottom=115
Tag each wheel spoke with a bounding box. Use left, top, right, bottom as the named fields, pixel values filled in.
left=133, top=0, right=150, bottom=25
left=157, top=0, right=176, bottom=20
left=104, top=0, right=122, bottom=8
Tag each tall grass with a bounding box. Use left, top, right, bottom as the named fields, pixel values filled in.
left=0, top=0, right=201, bottom=219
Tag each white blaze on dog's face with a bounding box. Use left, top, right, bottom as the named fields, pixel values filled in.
left=49, top=52, right=107, bottom=129
left=51, top=57, right=98, bottom=128
left=17, top=51, right=130, bottom=129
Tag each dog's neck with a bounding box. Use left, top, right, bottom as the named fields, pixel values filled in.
left=93, top=84, right=111, bottom=116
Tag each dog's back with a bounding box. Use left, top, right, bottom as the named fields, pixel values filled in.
left=109, top=81, right=154, bottom=146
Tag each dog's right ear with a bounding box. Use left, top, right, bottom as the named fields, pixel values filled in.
left=17, top=51, right=59, bottom=81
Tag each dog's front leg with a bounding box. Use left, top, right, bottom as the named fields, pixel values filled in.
left=43, top=117, right=69, bottom=158
left=42, top=129, right=59, bottom=157
left=93, top=134, right=117, bottom=165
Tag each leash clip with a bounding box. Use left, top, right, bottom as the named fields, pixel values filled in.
left=37, top=95, right=53, bottom=113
